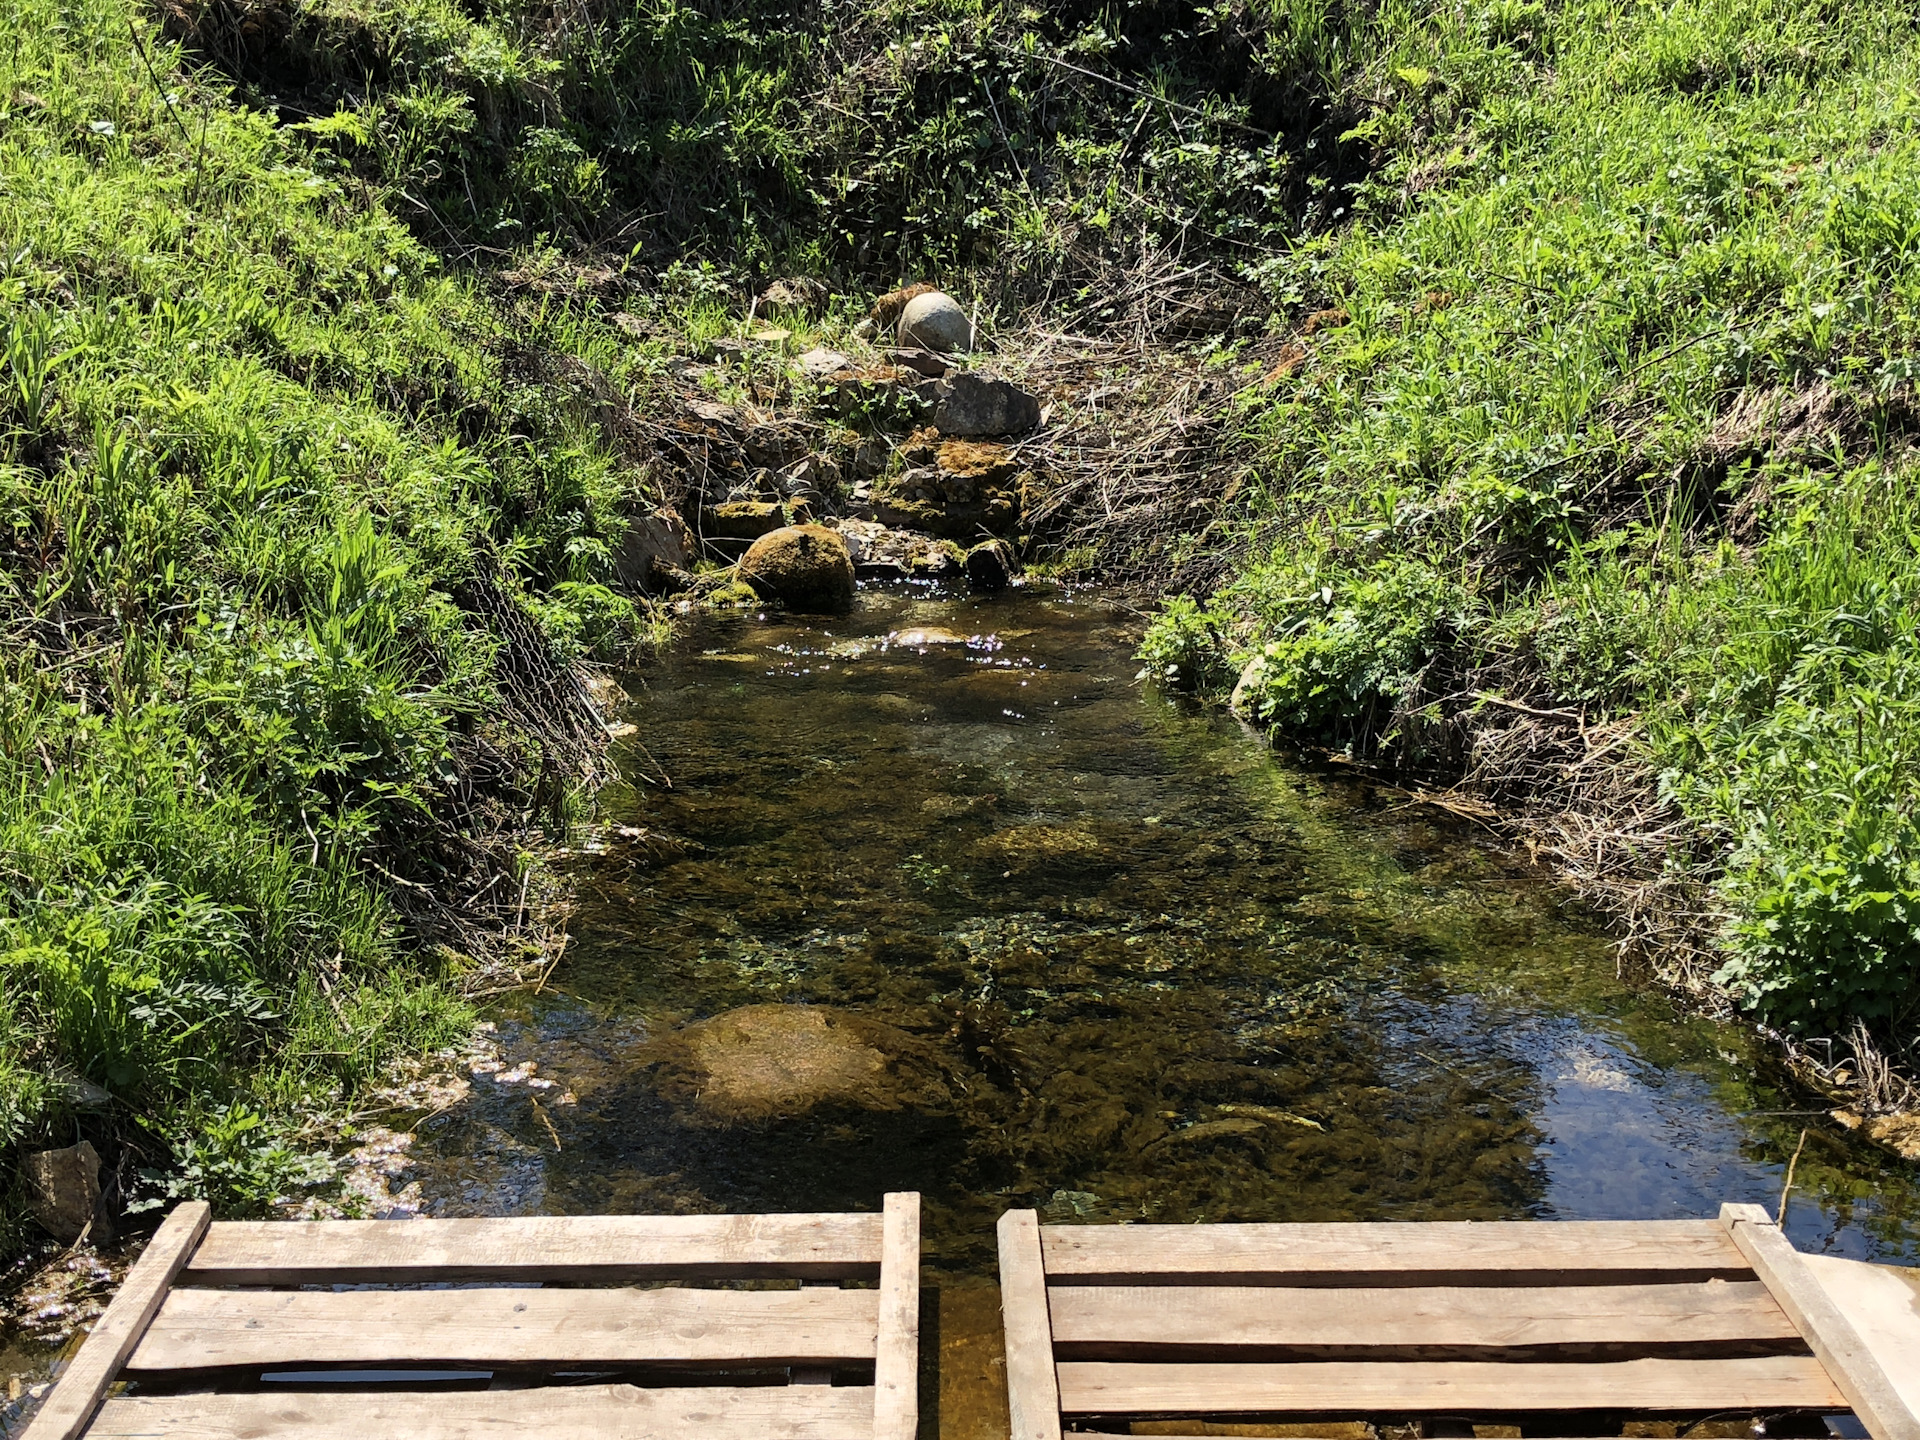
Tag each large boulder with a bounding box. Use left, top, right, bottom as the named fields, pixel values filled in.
left=897, top=291, right=973, bottom=352
left=933, top=373, right=1040, bottom=437
left=965, top=539, right=1015, bottom=593
left=739, top=525, right=856, bottom=611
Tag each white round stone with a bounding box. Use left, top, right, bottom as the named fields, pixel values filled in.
left=897, top=291, right=972, bottom=352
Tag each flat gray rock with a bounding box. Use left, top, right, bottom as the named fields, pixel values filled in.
left=799, top=346, right=851, bottom=378
left=933, top=372, right=1040, bottom=437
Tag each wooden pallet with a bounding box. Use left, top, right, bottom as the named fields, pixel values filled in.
left=998, top=1202, right=1920, bottom=1439
left=26, top=1192, right=920, bottom=1440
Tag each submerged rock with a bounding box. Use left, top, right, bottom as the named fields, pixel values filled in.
left=739, top=524, right=856, bottom=611
left=973, top=825, right=1107, bottom=875
left=1146, top=1118, right=1269, bottom=1150
left=640, top=1005, right=950, bottom=1123
left=888, top=625, right=970, bottom=647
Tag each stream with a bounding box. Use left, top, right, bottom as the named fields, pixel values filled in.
left=392, top=583, right=1920, bottom=1433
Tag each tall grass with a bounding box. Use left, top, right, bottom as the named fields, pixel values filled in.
left=0, top=0, right=656, bottom=1235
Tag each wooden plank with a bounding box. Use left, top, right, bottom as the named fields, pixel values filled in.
left=872, top=1191, right=921, bottom=1440
left=1047, top=1279, right=1800, bottom=1358
left=1039, top=1220, right=1750, bottom=1287
left=184, top=1212, right=885, bottom=1285
left=126, top=1285, right=880, bottom=1372
left=88, top=1383, right=874, bottom=1439
left=1055, top=1355, right=1847, bottom=1413
left=998, top=1209, right=1062, bottom=1440
left=1802, top=1254, right=1920, bottom=1423
left=22, top=1200, right=210, bottom=1440
left=1722, top=1203, right=1920, bottom=1440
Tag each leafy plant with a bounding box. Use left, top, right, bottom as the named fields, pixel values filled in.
left=130, top=1104, right=336, bottom=1219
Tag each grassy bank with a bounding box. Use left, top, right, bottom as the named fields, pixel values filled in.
left=0, top=0, right=661, bottom=1240
left=1140, top=0, right=1920, bottom=1072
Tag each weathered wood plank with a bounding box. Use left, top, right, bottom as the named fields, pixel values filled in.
left=1802, top=1253, right=1920, bottom=1424
left=1047, top=1279, right=1800, bottom=1358
left=1055, top=1355, right=1847, bottom=1413
left=184, top=1212, right=884, bottom=1285
left=1722, top=1203, right=1920, bottom=1440
left=88, top=1384, right=874, bottom=1439
left=872, top=1191, right=921, bottom=1440
left=126, top=1285, right=880, bottom=1371
left=22, top=1200, right=210, bottom=1440
left=1039, top=1220, right=1750, bottom=1287
left=998, top=1209, right=1062, bottom=1440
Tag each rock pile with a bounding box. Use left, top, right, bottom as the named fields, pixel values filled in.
left=873, top=431, right=1028, bottom=541
left=621, top=279, right=1045, bottom=603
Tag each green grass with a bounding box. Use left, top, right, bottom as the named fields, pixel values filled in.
left=1141, top=0, right=1920, bottom=1041
left=0, top=0, right=664, bottom=1235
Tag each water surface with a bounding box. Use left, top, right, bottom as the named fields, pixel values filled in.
left=412, top=586, right=1920, bottom=1269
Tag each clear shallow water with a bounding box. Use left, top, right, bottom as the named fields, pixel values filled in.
left=408, top=586, right=1920, bottom=1270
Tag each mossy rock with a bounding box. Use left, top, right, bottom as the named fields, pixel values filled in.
left=693, top=571, right=760, bottom=606
left=701, top=500, right=789, bottom=541
left=739, top=524, right=856, bottom=612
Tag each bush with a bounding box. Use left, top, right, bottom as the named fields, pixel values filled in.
left=1224, top=562, right=1466, bottom=738
left=1719, top=826, right=1920, bottom=1028
left=0, top=0, right=653, bottom=1241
